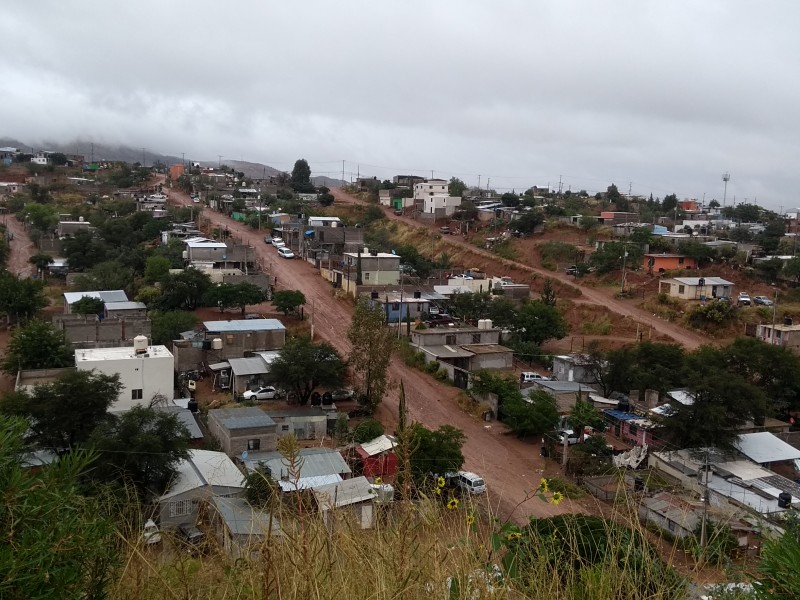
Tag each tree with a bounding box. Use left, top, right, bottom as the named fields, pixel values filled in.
left=662, top=193, right=678, bottom=212
left=485, top=296, right=518, bottom=330
left=352, top=419, right=384, bottom=444
left=244, top=466, right=278, bottom=508
left=512, top=299, right=568, bottom=347
left=448, top=177, right=467, bottom=197
left=0, top=370, right=121, bottom=449
left=784, top=257, right=800, bottom=283
left=49, top=152, right=68, bottom=166
left=62, top=230, right=108, bottom=272
left=22, top=203, right=58, bottom=231
left=1, top=319, right=72, bottom=374
left=604, top=341, right=687, bottom=398
left=757, top=257, right=785, bottom=282
left=540, top=278, right=557, bottom=307
left=408, top=424, right=465, bottom=479
left=272, top=290, right=306, bottom=316
left=514, top=211, right=544, bottom=234
left=568, top=398, right=605, bottom=442
left=676, top=240, right=716, bottom=266
left=347, top=297, right=396, bottom=413
left=144, top=255, right=171, bottom=284
left=448, top=291, right=492, bottom=324
left=150, top=310, right=197, bottom=346
left=291, top=159, right=312, bottom=191
left=88, top=406, right=190, bottom=496
left=71, top=261, right=134, bottom=296
left=0, top=272, right=47, bottom=323
left=70, top=296, right=104, bottom=316
left=204, top=282, right=267, bottom=315
left=590, top=241, right=641, bottom=274
left=29, top=252, right=54, bottom=275
left=270, top=337, right=345, bottom=405
left=756, top=512, right=800, bottom=600
left=156, top=268, right=211, bottom=310
left=0, top=416, right=118, bottom=600
left=502, top=390, right=559, bottom=438
left=501, top=192, right=520, bottom=207
left=708, top=199, right=720, bottom=208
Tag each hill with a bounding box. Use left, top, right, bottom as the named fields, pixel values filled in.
left=0, top=137, right=183, bottom=167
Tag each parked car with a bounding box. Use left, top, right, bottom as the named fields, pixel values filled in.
left=277, top=247, right=295, bottom=259
left=394, top=209, right=403, bottom=216
left=176, top=523, right=205, bottom=554
left=452, top=470, right=486, bottom=495
left=425, top=314, right=455, bottom=327
left=242, top=386, right=280, bottom=401
left=271, top=237, right=285, bottom=248
left=738, top=292, right=751, bottom=306
left=143, top=519, right=161, bottom=545
left=330, top=388, right=355, bottom=401
left=556, top=430, right=581, bottom=445
left=520, top=371, right=550, bottom=384
left=439, top=226, right=451, bottom=234
left=754, top=295, right=774, bottom=306
left=565, top=265, right=578, bottom=275
left=263, top=235, right=273, bottom=244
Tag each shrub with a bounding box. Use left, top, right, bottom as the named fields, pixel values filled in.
left=424, top=360, right=441, bottom=375
left=688, top=299, right=737, bottom=327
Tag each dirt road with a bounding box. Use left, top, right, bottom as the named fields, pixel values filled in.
left=331, top=188, right=708, bottom=350
left=3, top=216, right=35, bottom=278
left=166, top=181, right=578, bottom=523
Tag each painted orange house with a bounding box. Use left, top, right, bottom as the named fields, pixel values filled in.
left=643, top=253, right=697, bottom=273
left=169, top=163, right=185, bottom=181
left=678, top=200, right=700, bottom=212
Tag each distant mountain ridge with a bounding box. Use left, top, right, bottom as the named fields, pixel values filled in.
left=0, top=137, right=346, bottom=187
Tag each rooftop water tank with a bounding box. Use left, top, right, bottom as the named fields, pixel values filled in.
left=211, top=338, right=223, bottom=351
left=484, top=319, right=493, bottom=330
left=133, top=335, right=149, bottom=354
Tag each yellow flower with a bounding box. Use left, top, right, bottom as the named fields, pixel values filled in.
left=551, top=491, right=564, bottom=506
left=434, top=486, right=442, bottom=495
left=374, top=477, right=382, bottom=485
left=466, top=515, right=475, bottom=526
left=506, top=532, right=522, bottom=542
left=447, top=498, right=460, bottom=510
left=437, top=476, right=446, bottom=488
left=539, top=478, right=549, bottom=493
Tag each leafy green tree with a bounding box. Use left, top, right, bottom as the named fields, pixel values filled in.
left=502, top=390, right=559, bottom=438
left=244, top=467, right=278, bottom=508
left=144, top=255, right=171, bottom=283
left=28, top=252, right=54, bottom=274
left=604, top=341, right=687, bottom=398
left=318, top=192, right=334, bottom=206
left=512, top=299, right=568, bottom=346
left=156, top=268, right=211, bottom=310
left=0, top=416, right=118, bottom=600
left=272, top=290, right=306, bottom=316
left=291, top=158, right=312, bottom=192
left=579, top=215, right=598, bottom=231
left=688, top=299, right=737, bottom=327
left=1, top=319, right=71, bottom=374
left=486, top=296, right=518, bottom=330
left=88, top=406, right=190, bottom=496
left=514, top=211, right=544, bottom=234
left=540, top=278, right=557, bottom=307
left=352, top=419, right=384, bottom=444
left=662, top=193, right=678, bottom=212
left=676, top=240, right=716, bottom=266
left=70, top=296, right=105, bottom=316
left=755, top=512, right=800, bottom=600
left=590, top=241, right=642, bottom=274
left=153, top=237, right=186, bottom=267
left=22, top=203, right=58, bottom=231
left=0, top=370, right=121, bottom=449
left=61, top=230, right=108, bottom=272
left=448, top=291, right=492, bottom=324
left=204, top=282, right=266, bottom=315
left=568, top=398, right=605, bottom=442
left=71, top=261, right=134, bottom=295
left=784, top=257, right=800, bottom=283
left=448, top=177, right=467, bottom=197
left=270, top=337, right=345, bottom=405
left=501, top=192, right=520, bottom=207
left=347, top=297, right=396, bottom=413
left=0, top=272, right=47, bottom=323
left=408, top=424, right=465, bottom=479
left=757, top=257, right=785, bottom=282
left=150, top=310, right=197, bottom=345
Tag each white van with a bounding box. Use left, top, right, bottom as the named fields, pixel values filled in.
left=454, top=471, right=486, bottom=495
left=520, top=371, right=550, bottom=384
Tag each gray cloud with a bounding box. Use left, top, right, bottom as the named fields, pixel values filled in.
left=2, top=0, right=799, bottom=208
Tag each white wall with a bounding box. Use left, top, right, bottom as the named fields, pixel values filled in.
left=76, top=352, right=174, bottom=411
left=424, top=194, right=461, bottom=215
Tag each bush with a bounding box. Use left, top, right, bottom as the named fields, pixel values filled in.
left=688, top=299, right=737, bottom=327
left=423, top=360, right=441, bottom=375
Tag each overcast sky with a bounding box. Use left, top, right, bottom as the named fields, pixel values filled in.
left=3, top=1, right=799, bottom=209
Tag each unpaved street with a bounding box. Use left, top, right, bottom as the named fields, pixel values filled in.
left=3, top=216, right=35, bottom=278
left=167, top=182, right=578, bottom=522
left=331, top=188, right=708, bottom=350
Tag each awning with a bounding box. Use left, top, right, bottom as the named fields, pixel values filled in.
left=207, top=361, right=230, bottom=371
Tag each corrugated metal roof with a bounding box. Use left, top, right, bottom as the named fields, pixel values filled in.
left=210, top=407, right=275, bottom=430
left=670, top=276, right=733, bottom=286
left=160, top=450, right=244, bottom=500
left=247, top=448, right=350, bottom=479
left=421, top=345, right=475, bottom=359
left=204, top=319, right=286, bottom=333
left=210, top=497, right=281, bottom=536
left=534, top=381, right=598, bottom=392
left=313, top=476, right=375, bottom=509
left=154, top=405, right=204, bottom=439
left=359, top=435, right=397, bottom=457
left=228, top=357, right=270, bottom=377
left=105, top=301, right=146, bottom=311
left=278, top=474, right=342, bottom=492
left=735, top=432, right=800, bottom=464
left=64, top=290, right=128, bottom=304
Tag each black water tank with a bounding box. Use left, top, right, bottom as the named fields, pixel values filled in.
left=322, top=392, right=333, bottom=406
left=187, top=398, right=198, bottom=413
left=310, top=392, right=322, bottom=406
left=778, top=492, right=792, bottom=508
left=784, top=316, right=793, bottom=326
left=414, top=290, right=422, bottom=299
left=371, top=291, right=379, bottom=299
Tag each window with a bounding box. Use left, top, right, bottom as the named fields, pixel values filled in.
left=392, top=303, right=400, bottom=310
left=364, top=272, right=370, bottom=281
left=629, top=423, right=638, bottom=437
left=472, top=333, right=481, bottom=344
left=445, top=334, right=456, bottom=345
left=678, top=257, right=684, bottom=265
left=247, top=439, right=260, bottom=451
left=677, top=285, right=685, bottom=294
left=132, top=389, right=143, bottom=400
left=281, top=425, right=290, bottom=432
left=169, top=499, right=192, bottom=517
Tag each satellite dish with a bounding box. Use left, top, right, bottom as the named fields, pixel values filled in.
left=241, top=450, right=249, bottom=461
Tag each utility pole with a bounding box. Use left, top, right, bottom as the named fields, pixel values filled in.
left=628, top=181, right=632, bottom=196
left=486, top=178, right=490, bottom=191
left=620, top=243, right=629, bottom=295
left=430, top=170, right=434, bottom=180
left=218, top=155, right=222, bottom=169
left=771, top=290, right=778, bottom=344
left=310, top=299, right=315, bottom=340
left=342, top=159, right=345, bottom=184
left=181, top=152, right=185, bottom=168
left=699, top=448, right=710, bottom=550
left=722, top=172, right=730, bottom=206
left=141, top=148, right=146, bottom=167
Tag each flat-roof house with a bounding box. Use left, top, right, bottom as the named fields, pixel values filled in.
left=333, top=249, right=400, bottom=296
left=552, top=354, right=598, bottom=384
left=643, top=253, right=697, bottom=273
left=208, top=407, right=278, bottom=457
left=63, top=290, right=128, bottom=314
left=104, top=301, right=147, bottom=319
left=158, top=450, right=245, bottom=527
left=755, top=322, right=800, bottom=354
left=210, top=496, right=281, bottom=560
left=526, top=380, right=598, bottom=413
left=307, top=216, right=343, bottom=228
left=658, top=277, right=733, bottom=301
left=75, top=342, right=174, bottom=411
left=203, top=319, right=286, bottom=360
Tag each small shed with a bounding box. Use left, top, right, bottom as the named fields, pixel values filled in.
left=528, top=381, right=597, bottom=413
left=313, top=476, right=376, bottom=529
left=638, top=492, right=701, bottom=539
left=265, top=407, right=328, bottom=440
left=210, top=496, right=281, bottom=560
left=658, top=276, right=733, bottom=301
left=356, top=434, right=398, bottom=478
left=228, top=356, right=271, bottom=395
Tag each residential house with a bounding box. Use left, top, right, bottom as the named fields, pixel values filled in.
left=203, top=319, right=286, bottom=360
left=208, top=407, right=278, bottom=457
left=265, top=407, right=329, bottom=441
left=75, top=340, right=174, bottom=411
left=31, top=151, right=52, bottom=166
left=413, top=179, right=461, bottom=218
left=63, top=289, right=129, bottom=313
left=525, top=380, right=597, bottom=413
left=57, top=219, right=92, bottom=238
left=552, top=354, right=598, bottom=384
left=15, top=367, right=75, bottom=393
left=169, top=164, right=185, bottom=180
left=600, top=211, right=639, bottom=225
left=658, top=276, right=733, bottom=301
left=53, top=312, right=151, bottom=349
left=756, top=321, right=800, bottom=353
left=603, top=409, right=661, bottom=448
left=307, top=216, right=343, bottom=228
left=313, top=476, right=376, bottom=529
left=393, top=175, right=425, bottom=187
left=0, top=146, right=18, bottom=166
left=209, top=496, right=281, bottom=560
left=638, top=492, right=701, bottom=539
left=157, top=450, right=245, bottom=527
left=366, top=291, right=430, bottom=323
left=104, top=301, right=147, bottom=319
left=332, top=249, right=400, bottom=296
left=154, top=403, right=204, bottom=446
left=410, top=326, right=513, bottom=388
left=643, top=253, right=697, bottom=273
left=356, top=435, right=398, bottom=478
left=734, top=432, right=800, bottom=470
left=227, top=356, right=273, bottom=396
left=0, top=181, right=23, bottom=195
left=243, top=447, right=351, bottom=488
